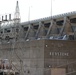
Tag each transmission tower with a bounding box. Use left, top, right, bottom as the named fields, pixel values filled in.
left=14, top=1, right=21, bottom=23
left=12, top=1, right=24, bottom=75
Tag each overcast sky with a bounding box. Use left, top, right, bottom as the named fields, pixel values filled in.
left=0, top=0, right=76, bottom=22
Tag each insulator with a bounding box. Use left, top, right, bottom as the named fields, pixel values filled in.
left=2, top=16, right=3, bottom=21
left=5, top=15, right=7, bottom=21
left=9, top=14, right=11, bottom=20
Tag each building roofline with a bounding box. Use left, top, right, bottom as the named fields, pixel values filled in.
left=21, top=11, right=76, bottom=25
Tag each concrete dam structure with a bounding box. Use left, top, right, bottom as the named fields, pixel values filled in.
left=0, top=1, right=76, bottom=75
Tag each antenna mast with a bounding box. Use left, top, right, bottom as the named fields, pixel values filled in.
left=51, top=0, right=52, bottom=19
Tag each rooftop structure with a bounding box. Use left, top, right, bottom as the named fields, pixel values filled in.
left=0, top=10, right=76, bottom=41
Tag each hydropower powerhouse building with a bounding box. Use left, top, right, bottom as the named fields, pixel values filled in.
left=0, top=1, right=76, bottom=75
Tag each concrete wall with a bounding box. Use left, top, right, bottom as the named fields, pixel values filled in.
left=0, top=40, right=76, bottom=75
left=44, top=40, right=76, bottom=75
left=0, top=40, right=44, bottom=75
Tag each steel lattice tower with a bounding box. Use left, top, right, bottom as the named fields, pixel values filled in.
left=14, top=1, right=21, bottom=23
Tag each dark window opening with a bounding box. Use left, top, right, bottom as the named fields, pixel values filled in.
left=33, top=25, right=39, bottom=29
left=70, top=18, right=76, bottom=23
left=56, top=20, right=63, bottom=26
left=44, top=23, right=50, bottom=28
left=24, top=27, right=28, bottom=31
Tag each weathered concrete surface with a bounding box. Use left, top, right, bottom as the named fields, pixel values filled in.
left=0, top=40, right=76, bottom=75
left=44, top=40, right=76, bottom=75
left=0, top=40, right=44, bottom=75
